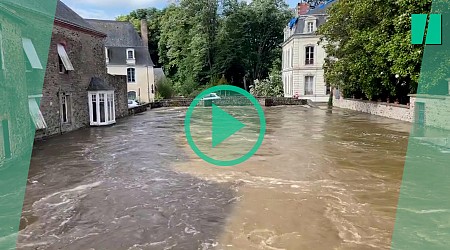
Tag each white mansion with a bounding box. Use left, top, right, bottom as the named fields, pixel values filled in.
left=282, top=1, right=336, bottom=102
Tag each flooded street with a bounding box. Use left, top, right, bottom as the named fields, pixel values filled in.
left=18, top=106, right=410, bottom=250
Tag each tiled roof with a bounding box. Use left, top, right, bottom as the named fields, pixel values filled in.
left=85, top=19, right=144, bottom=47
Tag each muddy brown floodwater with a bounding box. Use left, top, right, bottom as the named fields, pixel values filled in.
left=18, top=106, right=410, bottom=250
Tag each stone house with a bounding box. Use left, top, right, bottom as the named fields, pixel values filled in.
left=86, top=19, right=156, bottom=104
left=36, top=1, right=127, bottom=139
left=0, top=0, right=56, bottom=160
left=281, top=0, right=336, bottom=102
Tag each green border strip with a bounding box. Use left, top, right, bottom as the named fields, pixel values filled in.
left=0, top=1, right=57, bottom=249
left=392, top=2, right=450, bottom=249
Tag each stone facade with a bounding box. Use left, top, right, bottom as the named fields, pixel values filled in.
left=36, top=24, right=127, bottom=139
left=281, top=3, right=332, bottom=102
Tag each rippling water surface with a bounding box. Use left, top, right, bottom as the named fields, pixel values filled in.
left=18, top=106, right=410, bottom=249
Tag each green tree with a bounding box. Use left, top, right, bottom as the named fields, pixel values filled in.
left=156, top=78, right=174, bottom=99
left=249, top=59, right=284, bottom=97
left=117, top=8, right=165, bottom=66
left=122, top=0, right=290, bottom=96
left=318, top=0, right=432, bottom=102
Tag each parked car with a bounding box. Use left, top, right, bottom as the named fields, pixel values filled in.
left=201, top=93, right=221, bottom=101
left=128, top=100, right=139, bottom=108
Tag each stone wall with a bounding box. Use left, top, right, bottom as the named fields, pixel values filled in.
left=333, top=97, right=413, bottom=122
left=108, top=75, right=128, bottom=119
left=262, top=97, right=308, bottom=106
left=37, top=24, right=126, bottom=139
left=151, top=98, right=194, bottom=108
left=150, top=97, right=308, bottom=108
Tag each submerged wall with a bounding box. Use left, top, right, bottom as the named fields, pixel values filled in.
left=333, top=97, right=413, bottom=122
left=150, top=97, right=308, bottom=108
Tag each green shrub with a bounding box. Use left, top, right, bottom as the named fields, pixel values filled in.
left=156, top=78, right=174, bottom=99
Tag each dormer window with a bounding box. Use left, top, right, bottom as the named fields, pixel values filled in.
left=304, top=17, right=317, bottom=34
left=127, top=48, right=135, bottom=59
left=126, top=48, right=136, bottom=65
left=307, top=22, right=314, bottom=33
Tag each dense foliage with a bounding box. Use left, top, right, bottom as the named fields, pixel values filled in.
left=317, top=0, right=433, bottom=102
left=250, top=59, right=284, bottom=97
left=155, top=78, right=174, bottom=99
left=117, top=0, right=291, bottom=97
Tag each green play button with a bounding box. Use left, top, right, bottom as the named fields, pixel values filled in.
left=212, top=104, right=245, bottom=148
left=184, top=85, right=266, bottom=166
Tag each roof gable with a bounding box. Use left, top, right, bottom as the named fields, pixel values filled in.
left=55, top=1, right=105, bottom=35
left=85, top=19, right=144, bottom=47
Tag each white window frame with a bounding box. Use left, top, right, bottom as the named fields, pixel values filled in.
left=307, top=22, right=314, bottom=33
left=305, top=45, right=315, bottom=65
left=105, top=47, right=109, bottom=63
left=304, top=17, right=317, bottom=33
left=28, top=96, right=47, bottom=130
left=22, top=38, right=43, bottom=69
left=88, top=91, right=116, bottom=126
left=126, top=48, right=135, bottom=59
left=57, top=44, right=74, bottom=71
left=61, top=93, right=71, bottom=124
left=304, top=75, right=315, bottom=95
left=127, top=68, right=136, bottom=83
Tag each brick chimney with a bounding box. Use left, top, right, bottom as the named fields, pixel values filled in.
left=297, top=2, right=310, bottom=16
left=140, top=19, right=149, bottom=47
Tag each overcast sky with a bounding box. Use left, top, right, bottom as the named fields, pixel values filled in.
left=63, top=0, right=299, bottom=20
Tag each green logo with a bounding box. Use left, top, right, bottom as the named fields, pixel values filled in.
left=411, top=14, right=442, bottom=45
left=184, top=85, right=266, bottom=166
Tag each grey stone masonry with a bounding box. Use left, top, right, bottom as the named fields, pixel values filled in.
left=36, top=24, right=126, bottom=139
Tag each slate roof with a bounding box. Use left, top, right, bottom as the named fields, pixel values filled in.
left=55, top=1, right=104, bottom=35
left=107, top=47, right=154, bottom=66
left=289, top=0, right=337, bottom=36
left=307, top=0, right=337, bottom=15
left=1, top=0, right=106, bottom=36
left=86, top=19, right=154, bottom=66
left=154, top=68, right=166, bottom=83
left=85, top=19, right=144, bottom=47
left=87, top=77, right=114, bottom=91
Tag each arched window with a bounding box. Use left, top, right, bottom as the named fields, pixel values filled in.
left=128, top=91, right=137, bottom=100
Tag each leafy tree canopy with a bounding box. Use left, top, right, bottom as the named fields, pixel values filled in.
left=317, top=0, right=433, bottom=102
